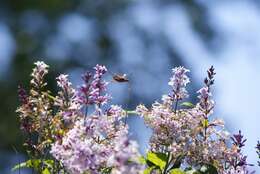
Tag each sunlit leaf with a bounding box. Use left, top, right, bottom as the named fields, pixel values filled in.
left=143, top=166, right=157, bottom=174
left=101, top=167, right=112, bottom=174
left=42, top=168, right=51, bottom=174
left=185, top=169, right=201, bottom=174
left=146, top=152, right=167, bottom=171
left=12, top=160, right=32, bottom=171
left=139, top=156, right=146, bottom=164
left=170, top=168, right=186, bottom=174
left=180, top=102, right=195, bottom=108
left=202, top=119, right=209, bottom=128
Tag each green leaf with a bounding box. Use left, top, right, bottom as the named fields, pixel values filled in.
left=185, top=169, right=200, bottom=174
left=146, top=152, right=167, bottom=171
left=42, top=168, right=51, bottom=174
left=42, top=160, right=54, bottom=169
left=12, top=159, right=41, bottom=171
left=101, top=167, right=112, bottom=174
left=139, top=156, right=147, bottom=164
left=44, top=92, right=56, bottom=101
left=171, top=154, right=185, bottom=169
left=202, top=119, right=209, bottom=128
left=180, top=102, right=195, bottom=108
left=146, top=159, right=156, bottom=167
left=12, top=159, right=54, bottom=172
left=170, top=168, right=186, bottom=174
left=31, top=159, right=41, bottom=169
left=12, top=160, right=32, bottom=171
left=143, top=166, right=158, bottom=174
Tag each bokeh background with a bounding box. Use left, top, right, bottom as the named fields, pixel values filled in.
left=1, top=0, right=260, bottom=173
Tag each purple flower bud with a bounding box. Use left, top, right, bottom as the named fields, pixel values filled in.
left=78, top=64, right=109, bottom=108
left=204, top=65, right=216, bottom=88
left=18, top=85, right=28, bottom=105
left=82, top=71, right=92, bottom=84
left=231, top=130, right=247, bottom=149
left=197, top=86, right=214, bottom=117
left=256, top=141, right=260, bottom=166
left=196, top=66, right=217, bottom=118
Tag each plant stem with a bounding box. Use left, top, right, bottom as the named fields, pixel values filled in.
left=126, top=110, right=137, bottom=115
left=84, top=106, right=88, bottom=125
left=163, top=151, right=171, bottom=174
left=174, top=99, right=179, bottom=113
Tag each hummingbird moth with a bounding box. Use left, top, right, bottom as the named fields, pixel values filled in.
left=112, top=74, right=129, bottom=83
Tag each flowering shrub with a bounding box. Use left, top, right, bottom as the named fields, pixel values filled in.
left=14, top=61, right=259, bottom=174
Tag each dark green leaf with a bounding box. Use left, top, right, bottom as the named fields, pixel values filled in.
left=199, top=164, right=218, bottom=174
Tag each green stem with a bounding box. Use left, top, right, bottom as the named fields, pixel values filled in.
left=163, top=152, right=171, bottom=174
left=174, top=99, right=179, bottom=113
left=125, top=110, right=137, bottom=115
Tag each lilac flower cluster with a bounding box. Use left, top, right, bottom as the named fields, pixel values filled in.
left=16, top=61, right=260, bottom=174
left=223, top=131, right=254, bottom=174
left=18, top=85, right=29, bottom=105
left=51, top=106, right=142, bottom=174
left=55, top=74, right=82, bottom=122
left=197, top=86, right=214, bottom=117
left=79, top=65, right=110, bottom=109
left=107, top=133, right=144, bottom=174
left=51, top=65, right=143, bottom=173
left=17, top=61, right=52, bottom=149
left=136, top=66, right=254, bottom=174
left=30, top=61, right=49, bottom=88
left=168, top=67, right=190, bottom=102
left=197, top=65, right=215, bottom=118
left=16, top=61, right=143, bottom=174
left=17, top=85, right=31, bottom=132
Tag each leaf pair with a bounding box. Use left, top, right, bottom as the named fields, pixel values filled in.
left=143, top=152, right=185, bottom=174
left=12, top=159, right=53, bottom=174
left=141, top=152, right=218, bottom=174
